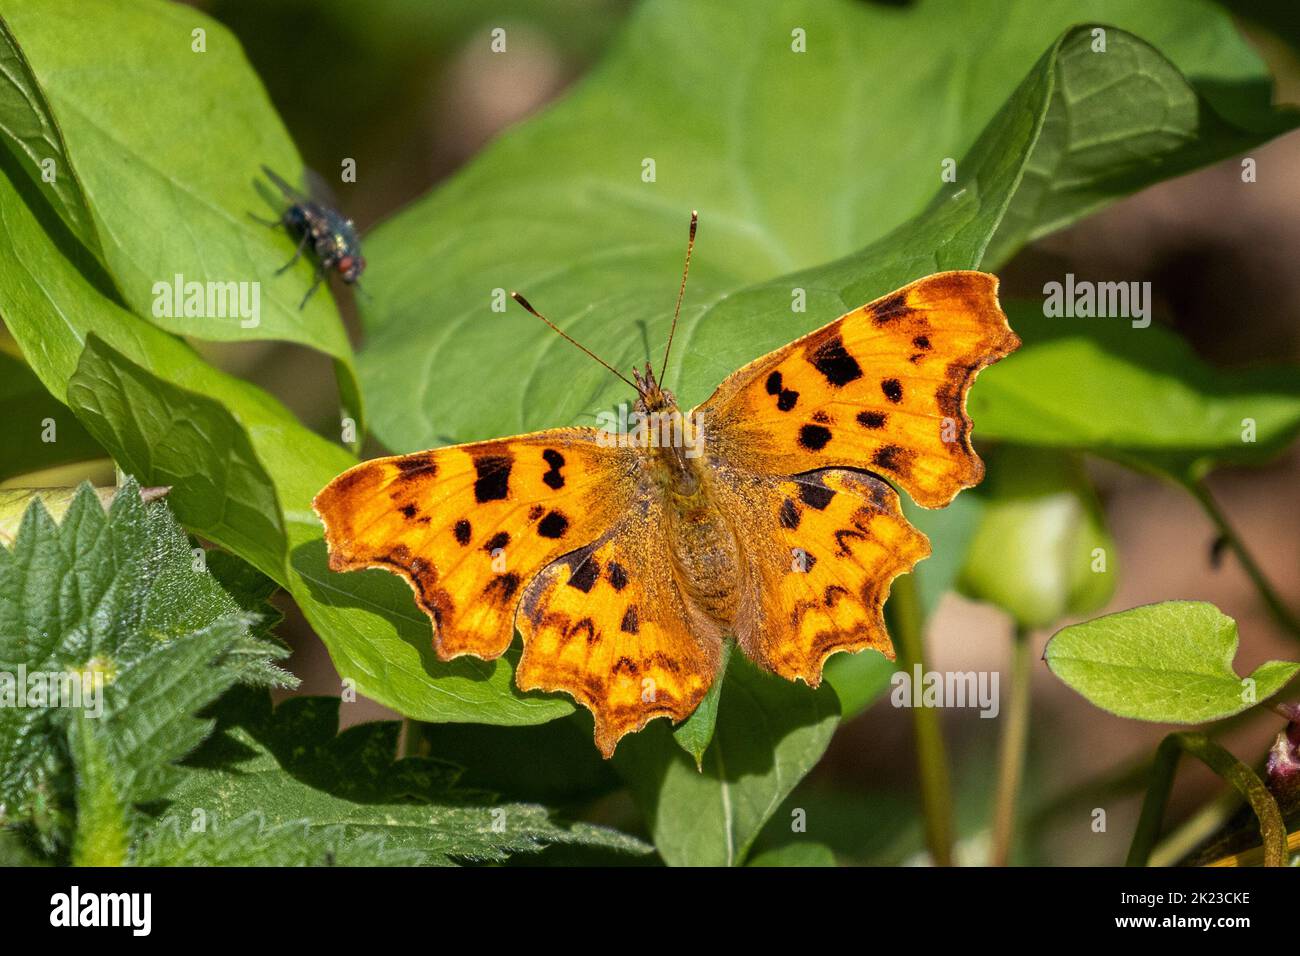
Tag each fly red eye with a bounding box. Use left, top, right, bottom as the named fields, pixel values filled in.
left=338, top=256, right=354, bottom=272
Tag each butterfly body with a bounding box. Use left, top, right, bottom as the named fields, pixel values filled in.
left=314, top=269, right=1019, bottom=756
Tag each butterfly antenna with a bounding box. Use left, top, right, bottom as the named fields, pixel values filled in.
left=510, top=292, right=639, bottom=393
left=658, top=209, right=698, bottom=384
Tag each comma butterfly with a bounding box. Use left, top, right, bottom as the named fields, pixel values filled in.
left=313, top=213, right=1020, bottom=756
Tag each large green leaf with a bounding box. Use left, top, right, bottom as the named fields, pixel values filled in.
left=1044, top=601, right=1300, bottom=723
left=357, top=0, right=1291, bottom=452
left=614, top=654, right=839, bottom=866
left=0, top=0, right=363, bottom=429
left=971, top=305, right=1300, bottom=480
left=0, top=139, right=566, bottom=727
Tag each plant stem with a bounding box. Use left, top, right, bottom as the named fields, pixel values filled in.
left=890, top=573, right=954, bottom=866
left=991, top=624, right=1033, bottom=865
left=1127, top=732, right=1286, bottom=868
left=1187, top=478, right=1300, bottom=641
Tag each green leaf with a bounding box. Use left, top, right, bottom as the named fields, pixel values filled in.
left=0, top=142, right=568, bottom=728
left=135, top=812, right=425, bottom=867
left=0, top=480, right=291, bottom=854
left=746, top=841, right=836, bottom=867
left=958, top=446, right=1115, bottom=629
left=672, top=641, right=732, bottom=767
left=357, top=0, right=1292, bottom=452
left=155, top=689, right=650, bottom=866
left=69, top=335, right=288, bottom=579
left=615, top=654, right=839, bottom=866
left=971, top=305, right=1300, bottom=480
left=1044, top=601, right=1300, bottom=723
left=0, top=352, right=103, bottom=481
left=0, top=16, right=99, bottom=258
left=0, top=0, right=363, bottom=429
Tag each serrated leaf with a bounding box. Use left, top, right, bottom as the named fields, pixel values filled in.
left=615, top=654, right=839, bottom=866
left=1044, top=601, right=1300, bottom=723
left=156, top=689, right=650, bottom=866
left=0, top=480, right=291, bottom=852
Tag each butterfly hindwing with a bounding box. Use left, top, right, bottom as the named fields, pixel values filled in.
left=312, top=429, right=639, bottom=660
left=515, top=499, right=721, bottom=756
left=698, top=271, right=1020, bottom=508
left=711, top=466, right=930, bottom=683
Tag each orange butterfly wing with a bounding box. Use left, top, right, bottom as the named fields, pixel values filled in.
left=694, top=270, right=1018, bottom=682
left=515, top=500, right=723, bottom=757
left=699, top=271, right=1020, bottom=508
left=312, top=430, right=640, bottom=660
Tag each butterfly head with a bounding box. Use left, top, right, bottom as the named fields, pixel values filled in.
left=632, top=362, right=677, bottom=414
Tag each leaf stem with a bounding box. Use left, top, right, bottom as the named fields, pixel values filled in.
left=991, top=624, right=1033, bottom=865
left=1126, top=732, right=1286, bottom=867
left=890, top=573, right=954, bottom=866
left=1187, top=478, right=1300, bottom=641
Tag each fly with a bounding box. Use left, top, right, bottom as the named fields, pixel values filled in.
left=253, top=165, right=366, bottom=308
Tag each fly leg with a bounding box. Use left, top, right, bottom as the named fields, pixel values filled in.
left=247, top=212, right=282, bottom=228
left=299, top=267, right=326, bottom=309
left=277, top=230, right=310, bottom=275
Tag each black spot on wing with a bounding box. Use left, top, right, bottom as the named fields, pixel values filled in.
left=779, top=498, right=801, bottom=530
left=399, top=504, right=417, bottom=519
left=798, top=481, right=835, bottom=510
left=607, top=561, right=629, bottom=591
left=620, top=606, right=640, bottom=634
left=395, top=453, right=437, bottom=479
left=567, top=553, right=600, bottom=593
left=484, top=572, right=520, bottom=602
left=869, top=290, right=913, bottom=326
left=537, top=510, right=569, bottom=539
left=453, top=519, right=471, bottom=545
left=857, top=411, right=887, bottom=429
left=484, top=531, right=510, bottom=553
left=798, top=423, right=832, bottom=451
left=473, top=454, right=512, bottom=502
left=807, top=335, right=863, bottom=386
left=541, top=448, right=565, bottom=489
left=881, top=378, right=903, bottom=403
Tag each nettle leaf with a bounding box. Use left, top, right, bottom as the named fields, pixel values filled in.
left=0, top=0, right=363, bottom=429
left=0, top=151, right=568, bottom=727
left=614, top=655, right=839, bottom=867
left=0, top=352, right=104, bottom=482
left=747, top=841, right=837, bottom=867
left=154, top=689, right=650, bottom=867
left=971, top=305, right=1300, bottom=480
left=357, top=0, right=1290, bottom=452
left=958, top=446, right=1115, bottom=629
left=0, top=480, right=291, bottom=854
left=672, top=641, right=732, bottom=767
left=1044, top=601, right=1300, bottom=723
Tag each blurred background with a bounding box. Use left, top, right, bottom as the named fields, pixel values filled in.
left=131, top=0, right=1299, bottom=864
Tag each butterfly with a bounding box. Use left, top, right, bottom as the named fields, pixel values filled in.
left=313, top=213, right=1020, bottom=756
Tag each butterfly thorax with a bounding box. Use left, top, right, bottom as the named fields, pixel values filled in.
left=633, top=372, right=742, bottom=628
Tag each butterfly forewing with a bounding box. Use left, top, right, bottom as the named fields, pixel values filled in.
left=697, top=271, right=1020, bottom=509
